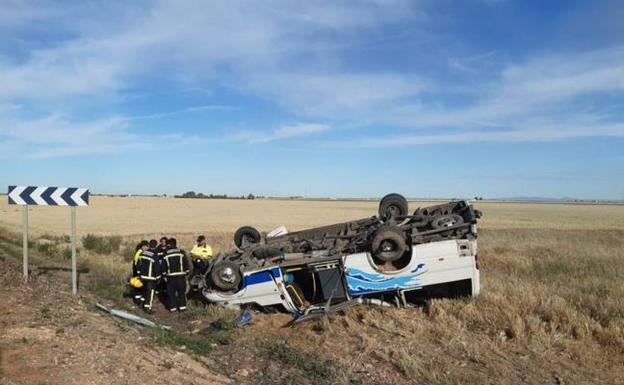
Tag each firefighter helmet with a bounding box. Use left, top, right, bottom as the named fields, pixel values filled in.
left=130, top=276, right=143, bottom=288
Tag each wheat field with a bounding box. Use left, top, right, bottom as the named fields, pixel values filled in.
left=1, top=196, right=623, bottom=237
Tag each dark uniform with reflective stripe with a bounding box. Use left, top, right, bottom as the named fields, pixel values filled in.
left=163, top=248, right=190, bottom=311
left=137, top=250, right=160, bottom=310
left=155, top=245, right=168, bottom=294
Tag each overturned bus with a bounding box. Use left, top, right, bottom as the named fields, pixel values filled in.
left=194, top=194, right=482, bottom=321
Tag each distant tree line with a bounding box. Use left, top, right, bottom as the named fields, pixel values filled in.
left=175, top=191, right=258, bottom=200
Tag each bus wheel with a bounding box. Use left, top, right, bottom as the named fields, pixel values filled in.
left=378, top=193, right=409, bottom=224
left=372, top=226, right=408, bottom=262
left=234, top=226, right=261, bottom=248
left=210, top=261, right=242, bottom=291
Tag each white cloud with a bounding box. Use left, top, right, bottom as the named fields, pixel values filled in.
left=0, top=1, right=426, bottom=157
left=0, top=114, right=129, bottom=145
left=0, top=1, right=418, bottom=103
left=125, top=105, right=235, bottom=121
left=246, top=72, right=426, bottom=116
left=234, top=123, right=329, bottom=143
left=1, top=1, right=624, bottom=157
left=0, top=1, right=59, bottom=30
left=0, top=112, right=203, bottom=158
left=321, top=46, right=624, bottom=146
left=499, top=47, right=624, bottom=102
left=0, top=113, right=136, bottom=157
left=335, top=121, right=624, bottom=148
left=449, top=50, right=499, bottom=73
left=270, top=123, right=329, bottom=141
left=29, top=142, right=149, bottom=159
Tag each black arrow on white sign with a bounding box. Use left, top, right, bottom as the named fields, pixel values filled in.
left=8, top=186, right=89, bottom=206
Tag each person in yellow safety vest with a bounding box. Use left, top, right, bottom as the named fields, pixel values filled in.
left=190, top=235, right=213, bottom=275
left=132, top=240, right=149, bottom=303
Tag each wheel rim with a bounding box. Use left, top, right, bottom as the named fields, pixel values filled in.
left=241, top=233, right=258, bottom=247
left=384, top=204, right=403, bottom=221
left=219, top=267, right=236, bottom=283
left=380, top=239, right=397, bottom=252
left=379, top=239, right=401, bottom=260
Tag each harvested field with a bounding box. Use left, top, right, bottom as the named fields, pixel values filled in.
left=1, top=197, right=623, bottom=385
left=2, top=197, right=624, bottom=237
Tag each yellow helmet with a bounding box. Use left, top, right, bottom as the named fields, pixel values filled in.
left=130, top=277, right=143, bottom=288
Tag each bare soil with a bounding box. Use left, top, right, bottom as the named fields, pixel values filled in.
left=0, top=257, right=231, bottom=385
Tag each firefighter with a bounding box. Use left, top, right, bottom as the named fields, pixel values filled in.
left=156, top=237, right=168, bottom=257
left=137, top=241, right=161, bottom=312
left=155, top=237, right=168, bottom=294
left=148, top=239, right=158, bottom=252
left=190, top=235, right=213, bottom=275
left=132, top=240, right=149, bottom=302
left=162, top=238, right=190, bottom=312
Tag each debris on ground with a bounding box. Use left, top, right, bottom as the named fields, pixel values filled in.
left=234, top=310, right=252, bottom=327
left=95, top=302, right=171, bottom=330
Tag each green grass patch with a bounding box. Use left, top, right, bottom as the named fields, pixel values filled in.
left=39, top=233, right=71, bottom=243
left=0, top=227, right=24, bottom=247
left=119, top=243, right=138, bottom=262
left=36, top=242, right=75, bottom=260
left=0, top=238, right=23, bottom=261
left=152, top=328, right=213, bottom=356
left=82, top=234, right=122, bottom=254
left=40, top=305, right=51, bottom=319
left=263, top=341, right=344, bottom=385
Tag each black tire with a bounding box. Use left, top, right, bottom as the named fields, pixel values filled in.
left=371, top=226, right=408, bottom=262
left=210, top=261, right=242, bottom=291
left=430, top=214, right=464, bottom=229
left=234, top=226, right=261, bottom=248
left=378, top=193, right=409, bottom=224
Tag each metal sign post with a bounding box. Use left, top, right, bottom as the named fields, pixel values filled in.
left=8, top=186, right=89, bottom=294
left=22, top=206, right=28, bottom=281
left=71, top=206, right=78, bottom=294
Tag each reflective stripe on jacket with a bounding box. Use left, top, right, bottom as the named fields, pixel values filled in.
left=137, top=250, right=160, bottom=280
left=163, top=248, right=190, bottom=277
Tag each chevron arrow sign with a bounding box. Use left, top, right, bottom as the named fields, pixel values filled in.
left=8, top=186, right=89, bottom=206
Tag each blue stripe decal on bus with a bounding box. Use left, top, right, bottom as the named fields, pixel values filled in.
left=244, top=270, right=274, bottom=285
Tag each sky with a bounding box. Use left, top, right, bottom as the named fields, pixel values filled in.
left=1, top=0, right=623, bottom=199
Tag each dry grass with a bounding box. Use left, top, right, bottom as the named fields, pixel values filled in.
left=244, top=228, right=622, bottom=385
left=1, top=198, right=623, bottom=384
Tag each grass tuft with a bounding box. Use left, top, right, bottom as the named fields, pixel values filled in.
left=82, top=234, right=122, bottom=254
left=263, top=341, right=342, bottom=385
left=152, top=328, right=212, bottom=356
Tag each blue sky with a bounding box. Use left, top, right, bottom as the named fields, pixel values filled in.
left=1, top=0, right=623, bottom=199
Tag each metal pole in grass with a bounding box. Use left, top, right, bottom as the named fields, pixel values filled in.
left=23, top=205, right=28, bottom=281
left=71, top=206, right=77, bottom=295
